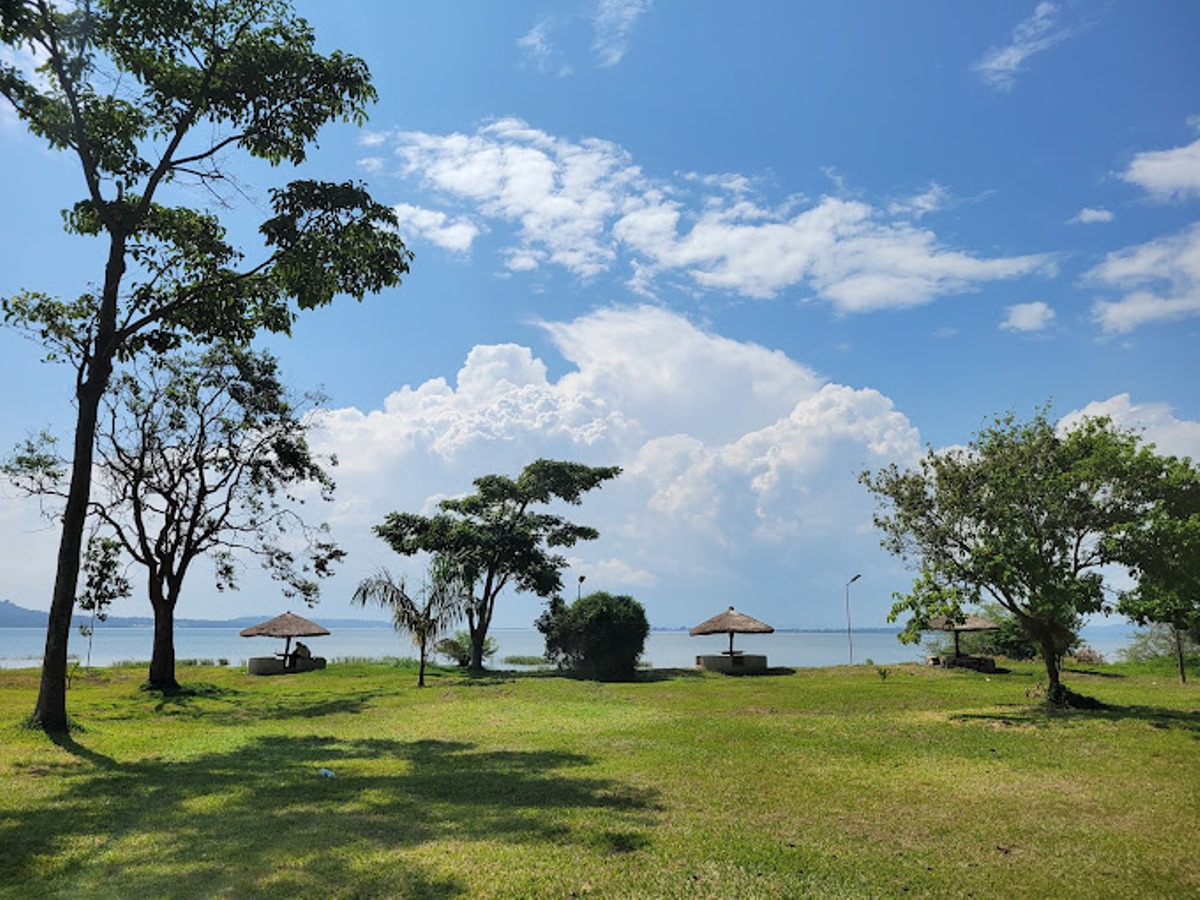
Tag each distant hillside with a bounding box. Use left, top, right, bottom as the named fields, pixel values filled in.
left=0, top=599, right=388, bottom=629
left=0, top=599, right=47, bottom=627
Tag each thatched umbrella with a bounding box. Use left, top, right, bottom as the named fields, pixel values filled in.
left=926, top=614, right=999, bottom=658
left=690, top=606, right=775, bottom=656
left=239, top=611, right=330, bottom=659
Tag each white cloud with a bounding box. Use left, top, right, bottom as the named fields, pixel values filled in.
left=516, top=19, right=573, bottom=77
left=1121, top=135, right=1200, bottom=202
left=592, top=0, right=652, bottom=67
left=1087, top=222, right=1200, bottom=332
left=1061, top=394, right=1200, bottom=460
left=973, top=2, right=1076, bottom=91
left=516, top=2, right=649, bottom=74
left=0, top=43, right=51, bottom=131
left=1069, top=207, right=1114, bottom=224
left=383, top=120, right=1052, bottom=311
left=391, top=202, right=480, bottom=252
left=309, top=306, right=922, bottom=627
left=887, top=182, right=950, bottom=219
left=1001, top=301, right=1055, bottom=332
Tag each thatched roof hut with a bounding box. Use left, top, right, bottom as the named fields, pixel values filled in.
left=240, top=611, right=330, bottom=657
left=690, top=606, right=774, bottom=656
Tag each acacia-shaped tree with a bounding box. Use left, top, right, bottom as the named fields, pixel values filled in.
left=374, top=459, right=621, bottom=670
left=1, top=0, right=411, bottom=729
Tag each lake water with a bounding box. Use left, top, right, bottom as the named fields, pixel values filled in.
left=0, top=625, right=1138, bottom=671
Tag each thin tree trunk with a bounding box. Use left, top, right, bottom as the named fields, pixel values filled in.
left=418, top=640, right=427, bottom=688
left=1174, top=625, right=1187, bottom=685
left=31, top=233, right=124, bottom=731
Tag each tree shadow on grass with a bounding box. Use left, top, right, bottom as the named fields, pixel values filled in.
left=1062, top=666, right=1126, bottom=679
left=951, top=703, right=1200, bottom=735
left=2, top=733, right=662, bottom=897
left=132, top=682, right=386, bottom=724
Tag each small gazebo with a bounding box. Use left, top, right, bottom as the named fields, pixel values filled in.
left=240, top=611, right=330, bottom=675
left=926, top=614, right=999, bottom=658
left=690, top=606, right=775, bottom=673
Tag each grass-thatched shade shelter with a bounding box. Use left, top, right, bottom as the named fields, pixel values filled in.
left=239, top=611, right=330, bottom=659
left=690, top=606, right=775, bottom=656
left=926, top=614, right=999, bottom=658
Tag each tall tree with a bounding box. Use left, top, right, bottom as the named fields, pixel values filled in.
left=5, top=343, right=344, bottom=690
left=0, top=0, right=411, bottom=729
left=1116, top=454, right=1200, bottom=684
left=352, top=561, right=469, bottom=687
left=860, top=410, right=1160, bottom=704
left=374, top=459, right=621, bottom=670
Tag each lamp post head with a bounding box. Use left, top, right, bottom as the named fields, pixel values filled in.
left=848, top=573, right=861, bottom=586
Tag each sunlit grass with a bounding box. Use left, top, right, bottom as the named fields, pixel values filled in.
left=0, top=659, right=1196, bottom=898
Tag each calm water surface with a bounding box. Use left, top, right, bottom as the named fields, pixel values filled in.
left=0, top=625, right=1136, bottom=670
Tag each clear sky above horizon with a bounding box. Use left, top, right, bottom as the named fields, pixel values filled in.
left=1, top=1, right=1197, bottom=633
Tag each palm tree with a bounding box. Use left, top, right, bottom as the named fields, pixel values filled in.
left=351, top=563, right=467, bottom=686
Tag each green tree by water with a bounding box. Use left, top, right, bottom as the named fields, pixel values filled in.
left=1116, top=454, right=1200, bottom=683
left=373, top=459, right=621, bottom=670
left=0, top=0, right=411, bottom=730
left=7, top=344, right=343, bottom=691
left=861, top=409, right=1162, bottom=704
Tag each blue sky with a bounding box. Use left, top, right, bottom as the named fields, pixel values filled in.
left=1, top=1, right=1198, bottom=632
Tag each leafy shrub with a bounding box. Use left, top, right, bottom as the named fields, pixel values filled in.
left=434, top=631, right=497, bottom=667
left=536, top=592, right=649, bottom=681
left=1068, top=646, right=1106, bottom=666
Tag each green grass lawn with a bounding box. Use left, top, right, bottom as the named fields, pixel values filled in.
left=1, top=659, right=1196, bottom=898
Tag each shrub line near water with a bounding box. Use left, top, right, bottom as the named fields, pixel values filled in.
left=1, top=660, right=1196, bottom=898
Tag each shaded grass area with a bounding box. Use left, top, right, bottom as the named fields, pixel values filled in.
left=1, top=660, right=1197, bottom=898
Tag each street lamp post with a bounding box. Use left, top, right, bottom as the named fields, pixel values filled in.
left=845, top=574, right=861, bottom=665
left=577, top=575, right=585, bottom=601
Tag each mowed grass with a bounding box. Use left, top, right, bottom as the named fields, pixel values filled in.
left=0, top=660, right=1196, bottom=898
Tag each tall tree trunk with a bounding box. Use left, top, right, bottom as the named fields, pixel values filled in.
left=31, top=235, right=124, bottom=731
left=31, top=376, right=106, bottom=731
left=148, top=581, right=179, bottom=691
left=1173, top=625, right=1187, bottom=685
left=417, top=640, right=427, bottom=688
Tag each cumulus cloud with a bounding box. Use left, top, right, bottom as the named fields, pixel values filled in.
left=1120, top=134, right=1200, bottom=202
left=1087, top=222, right=1200, bottom=332
left=391, top=203, right=480, bottom=252
left=1069, top=207, right=1114, bottom=224
left=973, top=2, right=1077, bottom=91
left=1001, top=301, right=1055, bottom=332
left=310, top=306, right=922, bottom=627
left=377, top=119, right=1052, bottom=312
left=1061, top=394, right=1200, bottom=460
